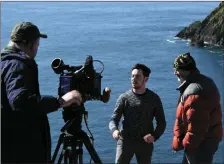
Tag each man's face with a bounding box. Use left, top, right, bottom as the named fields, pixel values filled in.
left=174, top=68, right=189, bottom=83
left=27, top=38, right=40, bottom=59
left=131, top=69, right=148, bottom=89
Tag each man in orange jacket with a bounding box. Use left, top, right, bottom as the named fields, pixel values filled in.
left=172, top=52, right=223, bottom=164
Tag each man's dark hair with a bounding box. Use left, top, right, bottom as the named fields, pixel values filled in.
left=132, top=63, right=151, bottom=77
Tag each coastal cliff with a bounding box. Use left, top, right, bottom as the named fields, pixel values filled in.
left=176, top=2, right=224, bottom=47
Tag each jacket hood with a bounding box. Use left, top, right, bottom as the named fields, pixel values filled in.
left=1, top=46, right=27, bottom=61
left=1, top=46, right=37, bottom=68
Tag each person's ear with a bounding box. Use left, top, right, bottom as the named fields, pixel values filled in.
left=22, top=40, right=28, bottom=45
left=27, top=41, right=34, bottom=50
left=145, top=76, right=149, bottom=83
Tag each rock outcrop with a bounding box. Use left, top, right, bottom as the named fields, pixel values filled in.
left=176, top=2, right=224, bottom=47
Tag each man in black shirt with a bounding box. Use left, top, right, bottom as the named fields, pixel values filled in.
left=109, top=63, right=166, bottom=164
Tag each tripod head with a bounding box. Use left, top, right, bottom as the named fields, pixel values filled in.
left=52, top=103, right=103, bottom=164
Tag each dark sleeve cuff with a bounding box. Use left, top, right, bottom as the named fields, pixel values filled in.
left=56, top=97, right=63, bottom=108
left=39, top=95, right=60, bottom=114
left=151, top=133, right=159, bottom=142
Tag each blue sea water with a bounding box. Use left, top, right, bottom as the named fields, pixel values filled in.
left=1, top=2, right=224, bottom=163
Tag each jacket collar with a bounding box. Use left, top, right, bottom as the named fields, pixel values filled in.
left=3, top=45, right=30, bottom=59
left=176, top=69, right=200, bottom=94
left=1, top=45, right=38, bottom=67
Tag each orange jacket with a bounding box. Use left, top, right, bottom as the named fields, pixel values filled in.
left=172, top=72, right=223, bottom=152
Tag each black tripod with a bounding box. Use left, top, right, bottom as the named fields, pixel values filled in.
left=52, top=105, right=102, bottom=164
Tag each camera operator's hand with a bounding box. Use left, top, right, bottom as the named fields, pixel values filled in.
left=112, top=130, right=120, bottom=140
left=61, top=90, right=82, bottom=107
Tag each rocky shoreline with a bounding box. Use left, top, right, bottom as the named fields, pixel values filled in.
left=176, top=2, right=224, bottom=47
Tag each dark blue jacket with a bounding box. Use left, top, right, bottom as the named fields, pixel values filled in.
left=1, top=46, right=59, bottom=163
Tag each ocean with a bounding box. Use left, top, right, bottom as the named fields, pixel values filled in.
left=1, top=2, right=224, bottom=163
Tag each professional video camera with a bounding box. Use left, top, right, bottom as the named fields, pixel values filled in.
left=51, top=55, right=111, bottom=131
left=51, top=55, right=110, bottom=103
left=51, top=56, right=110, bottom=163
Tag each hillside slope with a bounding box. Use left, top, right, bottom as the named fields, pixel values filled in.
left=176, top=2, right=224, bottom=47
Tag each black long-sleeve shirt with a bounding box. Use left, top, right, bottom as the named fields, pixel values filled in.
left=109, top=89, right=166, bottom=141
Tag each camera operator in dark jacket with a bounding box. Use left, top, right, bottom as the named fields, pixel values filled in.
left=1, top=22, right=82, bottom=163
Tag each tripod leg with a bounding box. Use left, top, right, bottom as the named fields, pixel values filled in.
left=78, top=153, right=83, bottom=164
left=62, top=149, right=74, bottom=164
left=58, top=150, right=65, bottom=164
left=71, top=137, right=78, bottom=163
left=64, top=150, right=70, bottom=164
left=52, top=133, right=65, bottom=162
left=77, top=141, right=83, bottom=164
left=55, top=134, right=72, bottom=164
left=81, top=131, right=102, bottom=164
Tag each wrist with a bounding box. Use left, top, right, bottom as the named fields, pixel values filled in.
left=151, top=133, right=157, bottom=142
left=57, top=97, right=65, bottom=108
left=111, top=128, right=118, bottom=134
